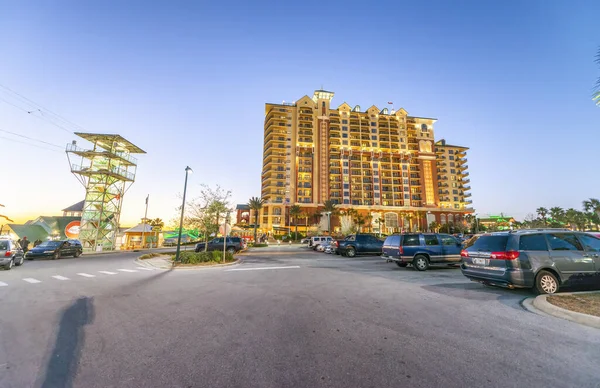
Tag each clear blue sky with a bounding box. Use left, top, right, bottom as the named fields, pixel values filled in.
left=1, top=0, right=599, bottom=225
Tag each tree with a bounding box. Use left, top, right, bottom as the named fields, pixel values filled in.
left=405, top=213, right=414, bottom=232
left=374, top=217, right=385, bottom=236
left=354, top=213, right=366, bottom=233
left=536, top=207, right=548, bottom=225
left=340, top=215, right=355, bottom=235
left=149, top=218, right=164, bottom=246
left=289, top=204, right=302, bottom=241
left=365, top=213, right=373, bottom=233
left=248, top=196, right=265, bottom=243
left=549, top=207, right=565, bottom=227
left=583, top=198, right=600, bottom=229
left=429, top=221, right=441, bottom=232
left=594, top=48, right=600, bottom=106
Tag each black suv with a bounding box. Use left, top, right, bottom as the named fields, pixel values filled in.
left=195, top=237, right=244, bottom=253
left=460, top=230, right=600, bottom=294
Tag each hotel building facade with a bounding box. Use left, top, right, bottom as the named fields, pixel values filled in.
left=260, top=89, right=473, bottom=234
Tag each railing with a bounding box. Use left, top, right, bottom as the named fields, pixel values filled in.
left=71, top=164, right=134, bottom=181
left=66, top=143, right=138, bottom=164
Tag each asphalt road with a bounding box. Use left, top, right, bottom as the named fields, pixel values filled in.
left=1, top=247, right=599, bottom=388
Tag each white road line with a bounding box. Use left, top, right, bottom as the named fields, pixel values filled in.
left=0, top=281, right=8, bottom=287
left=117, top=269, right=138, bottom=273
left=52, top=275, right=69, bottom=281
left=98, top=271, right=117, bottom=275
left=77, top=273, right=96, bottom=278
left=225, top=266, right=301, bottom=272
left=23, top=278, right=41, bottom=284
left=136, top=267, right=154, bottom=271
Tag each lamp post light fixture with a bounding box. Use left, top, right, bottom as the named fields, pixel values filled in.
left=175, top=166, right=193, bottom=263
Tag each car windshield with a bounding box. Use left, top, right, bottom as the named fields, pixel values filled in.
left=37, top=241, right=62, bottom=248
left=0, top=240, right=8, bottom=250
left=464, top=235, right=509, bottom=251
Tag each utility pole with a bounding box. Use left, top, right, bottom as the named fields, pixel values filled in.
left=141, top=195, right=149, bottom=249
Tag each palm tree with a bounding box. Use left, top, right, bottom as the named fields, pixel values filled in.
left=149, top=218, right=164, bottom=247
left=289, top=204, right=302, bottom=241
left=354, top=213, right=366, bottom=233
left=583, top=198, right=600, bottom=229
left=248, top=197, right=265, bottom=243
left=375, top=217, right=385, bottom=236
left=405, top=213, right=414, bottom=232
left=321, top=199, right=339, bottom=233
left=365, top=213, right=373, bottom=233
left=429, top=221, right=441, bottom=233
left=565, top=208, right=578, bottom=230
left=536, top=207, right=548, bottom=226
left=549, top=207, right=565, bottom=227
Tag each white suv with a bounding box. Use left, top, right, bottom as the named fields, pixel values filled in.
left=309, top=236, right=333, bottom=251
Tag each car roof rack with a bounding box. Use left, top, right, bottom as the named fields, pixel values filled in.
left=509, top=228, right=572, bottom=234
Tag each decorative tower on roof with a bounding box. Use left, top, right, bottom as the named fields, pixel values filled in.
left=66, top=133, right=145, bottom=251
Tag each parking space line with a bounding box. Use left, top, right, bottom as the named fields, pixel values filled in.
left=117, top=269, right=138, bottom=273
left=52, top=275, right=69, bottom=281
left=0, top=281, right=7, bottom=287
left=23, top=278, right=41, bottom=284
left=225, top=266, right=300, bottom=272
left=77, top=273, right=95, bottom=278
left=98, top=271, right=117, bottom=275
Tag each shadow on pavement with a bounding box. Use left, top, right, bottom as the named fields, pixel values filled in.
left=38, top=297, right=95, bottom=388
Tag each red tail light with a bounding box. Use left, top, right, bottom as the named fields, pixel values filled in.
left=335, top=241, right=339, bottom=248
left=4, top=251, right=12, bottom=257
left=399, top=246, right=404, bottom=254
left=490, top=251, right=520, bottom=260
left=460, top=250, right=469, bottom=257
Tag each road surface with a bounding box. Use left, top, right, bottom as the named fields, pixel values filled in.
left=1, top=247, right=599, bottom=387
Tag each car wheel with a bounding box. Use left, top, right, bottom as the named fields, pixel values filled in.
left=412, top=255, right=429, bottom=271
left=74, top=251, right=81, bottom=258
left=346, top=248, right=356, bottom=258
left=53, top=252, right=61, bottom=260
left=15, top=256, right=24, bottom=266
left=226, top=247, right=236, bottom=254
left=535, top=270, right=559, bottom=294
left=396, top=262, right=408, bottom=268
left=5, top=259, right=13, bottom=270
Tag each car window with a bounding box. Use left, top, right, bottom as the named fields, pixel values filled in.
left=464, top=235, right=509, bottom=251
left=214, top=238, right=224, bottom=244
left=402, top=234, right=420, bottom=246
left=0, top=240, right=8, bottom=250
left=577, top=234, right=600, bottom=252
left=439, top=234, right=458, bottom=246
left=424, top=235, right=439, bottom=246
left=546, top=233, right=583, bottom=251
left=519, top=234, right=548, bottom=251
left=346, top=235, right=356, bottom=241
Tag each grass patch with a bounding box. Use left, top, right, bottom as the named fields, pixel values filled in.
left=139, top=252, right=164, bottom=260
left=547, top=293, right=600, bottom=317
left=172, top=250, right=235, bottom=265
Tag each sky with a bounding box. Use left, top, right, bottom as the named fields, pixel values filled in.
left=1, top=0, right=599, bottom=226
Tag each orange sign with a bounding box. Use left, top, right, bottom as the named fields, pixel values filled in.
left=65, top=221, right=81, bottom=239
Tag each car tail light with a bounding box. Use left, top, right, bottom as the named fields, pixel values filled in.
left=335, top=241, right=339, bottom=247
left=460, top=250, right=469, bottom=257
left=4, top=251, right=12, bottom=257
left=490, top=251, right=520, bottom=260
left=399, top=246, right=404, bottom=254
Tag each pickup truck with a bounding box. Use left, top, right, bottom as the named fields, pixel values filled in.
left=334, top=234, right=384, bottom=257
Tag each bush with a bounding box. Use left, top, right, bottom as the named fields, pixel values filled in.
left=251, top=243, right=269, bottom=248
left=174, top=251, right=234, bottom=264
left=139, top=252, right=163, bottom=260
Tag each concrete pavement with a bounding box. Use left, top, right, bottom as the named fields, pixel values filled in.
left=1, top=249, right=599, bottom=387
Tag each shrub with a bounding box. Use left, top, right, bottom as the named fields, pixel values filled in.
left=251, top=243, right=269, bottom=248
left=139, top=252, right=163, bottom=260
left=174, top=251, right=234, bottom=264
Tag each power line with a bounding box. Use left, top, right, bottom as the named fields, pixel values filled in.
left=0, top=135, right=63, bottom=153
left=0, top=129, right=63, bottom=149
left=0, top=96, right=75, bottom=134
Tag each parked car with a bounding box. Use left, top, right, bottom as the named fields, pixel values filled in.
left=0, top=238, right=25, bottom=269
left=587, top=231, right=600, bottom=238
left=335, top=234, right=384, bottom=257
left=300, top=238, right=310, bottom=244
left=26, top=239, right=83, bottom=260
left=382, top=233, right=462, bottom=270
left=195, top=237, right=244, bottom=253
left=460, top=229, right=600, bottom=294
left=309, top=236, right=333, bottom=251
left=324, top=241, right=335, bottom=254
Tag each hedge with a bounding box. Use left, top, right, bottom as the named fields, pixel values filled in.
left=174, top=251, right=234, bottom=264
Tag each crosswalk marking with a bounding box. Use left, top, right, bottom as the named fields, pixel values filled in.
left=23, top=278, right=41, bottom=284
left=0, top=281, right=7, bottom=287
left=117, top=269, right=138, bottom=273
left=52, top=275, right=69, bottom=280
left=77, top=273, right=95, bottom=278
left=136, top=267, right=154, bottom=271
left=98, top=271, right=117, bottom=275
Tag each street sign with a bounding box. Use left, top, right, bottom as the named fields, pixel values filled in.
left=219, top=223, right=231, bottom=235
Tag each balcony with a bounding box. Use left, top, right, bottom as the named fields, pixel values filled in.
left=464, top=192, right=472, bottom=197
left=462, top=178, right=470, bottom=184
left=70, top=164, right=135, bottom=181
left=462, top=185, right=471, bottom=190
left=464, top=199, right=473, bottom=204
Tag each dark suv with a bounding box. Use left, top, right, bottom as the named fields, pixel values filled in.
left=382, top=233, right=463, bottom=271
left=460, top=230, right=600, bottom=294
left=195, top=237, right=244, bottom=253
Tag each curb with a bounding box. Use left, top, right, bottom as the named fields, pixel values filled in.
left=531, top=293, right=600, bottom=329
left=135, top=256, right=243, bottom=271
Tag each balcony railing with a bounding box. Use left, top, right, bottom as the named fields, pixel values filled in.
left=71, top=164, right=134, bottom=181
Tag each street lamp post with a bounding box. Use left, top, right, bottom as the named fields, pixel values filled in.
left=175, top=166, right=193, bottom=262
left=474, top=213, right=479, bottom=234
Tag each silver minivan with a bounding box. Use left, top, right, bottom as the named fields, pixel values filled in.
left=0, top=238, right=25, bottom=270
left=309, top=236, right=333, bottom=251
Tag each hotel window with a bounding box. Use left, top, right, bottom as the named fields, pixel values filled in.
left=343, top=161, right=348, bottom=167
left=342, top=133, right=348, bottom=138
left=449, top=150, right=454, bottom=154
left=344, top=191, right=349, bottom=197
left=450, top=162, right=455, bottom=167
left=401, top=145, right=406, bottom=149
left=454, top=204, right=460, bottom=209
left=403, top=179, right=409, bottom=184
left=342, top=140, right=348, bottom=145
left=453, top=190, right=458, bottom=194
left=371, top=122, right=376, bottom=126
left=374, top=193, right=380, bottom=198
left=404, top=194, right=410, bottom=199
left=372, top=142, right=377, bottom=147
left=449, top=155, right=454, bottom=160
left=373, top=163, right=378, bottom=167
left=342, top=120, right=348, bottom=124
left=343, top=183, right=349, bottom=189
left=343, top=199, right=349, bottom=204
left=371, top=136, right=377, bottom=140
left=374, top=178, right=379, bottom=183
left=451, top=169, right=455, bottom=174
left=342, top=126, right=348, bottom=130
left=343, top=169, right=348, bottom=174
left=371, top=128, right=377, bottom=133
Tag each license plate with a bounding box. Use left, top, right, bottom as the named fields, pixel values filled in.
left=472, top=258, right=487, bottom=266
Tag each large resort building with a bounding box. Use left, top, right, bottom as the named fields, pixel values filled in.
left=259, top=89, right=473, bottom=235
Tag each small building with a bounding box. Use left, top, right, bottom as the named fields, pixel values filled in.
left=122, top=223, right=162, bottom=250
left=62, top=200, right=84, bottom=217
left=478, top=215, right=515, bottom=230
